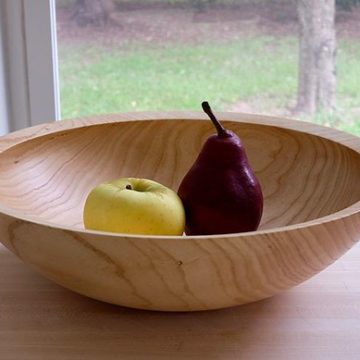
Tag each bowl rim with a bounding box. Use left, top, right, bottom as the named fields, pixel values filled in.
left=0, top=110, right=359, bottom=240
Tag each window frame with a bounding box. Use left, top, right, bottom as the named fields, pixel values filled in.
left=0, top=0, right=60, bottom=135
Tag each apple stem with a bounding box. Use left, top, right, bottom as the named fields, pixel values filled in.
left=126, top=184, right=132, bottom=190
left=201, top=101, right=227, bottom=137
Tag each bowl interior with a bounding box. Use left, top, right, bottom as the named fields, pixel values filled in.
left=0, top=119, right=359, bottom=231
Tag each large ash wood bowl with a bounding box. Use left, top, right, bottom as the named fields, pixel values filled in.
left=0, top=112, right=359, bottom=311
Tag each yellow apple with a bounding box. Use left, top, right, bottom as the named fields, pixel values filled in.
left=83, top=178, right=185, bottom=235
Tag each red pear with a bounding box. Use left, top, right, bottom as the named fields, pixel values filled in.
left=178, top=101, right=263, bottom=235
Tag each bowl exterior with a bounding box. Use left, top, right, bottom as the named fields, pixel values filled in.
left=0, top=210, right=359, bottom=311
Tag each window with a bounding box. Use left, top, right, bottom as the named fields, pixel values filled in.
left=1, top=0, right=359, bottom=136
left=0, top=0, right=60, bottom=135
left=56, top=1, right=300, bottom=119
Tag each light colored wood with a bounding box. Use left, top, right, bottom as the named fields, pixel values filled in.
left=0, top=112, right=359, bottom=311
left=1, top=241, right=360, bottom=360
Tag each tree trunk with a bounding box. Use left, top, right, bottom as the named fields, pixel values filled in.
left=295, top=0, right=336, bottom=115
left=72, top=0, right=118, bottom=27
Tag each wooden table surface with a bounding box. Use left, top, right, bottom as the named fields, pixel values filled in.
left=1, top=242, right=360, bottom=360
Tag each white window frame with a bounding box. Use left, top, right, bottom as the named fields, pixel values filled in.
left=0, top=0, right=60, bottom=135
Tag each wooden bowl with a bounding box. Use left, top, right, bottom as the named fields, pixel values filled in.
left=0, top=112, right=359, bottom=311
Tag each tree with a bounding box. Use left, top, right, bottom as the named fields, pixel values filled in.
left=295, top=0, right=336, bottom=115
left=189, top=0, right=217, bottom=14
left=71, top=0, right=121, bottom=28
left=336, top=0, right=360, bottom=10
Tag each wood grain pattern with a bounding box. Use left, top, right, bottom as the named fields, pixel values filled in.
left=0, top=111, right=359, bottom=311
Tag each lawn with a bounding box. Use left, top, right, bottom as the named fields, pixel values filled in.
left=59, top=37, right=360, bottom=135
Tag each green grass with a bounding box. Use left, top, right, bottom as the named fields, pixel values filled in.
left=59, top=37, right=360, bottom=135
left=59, top=37, right=297, bottom=113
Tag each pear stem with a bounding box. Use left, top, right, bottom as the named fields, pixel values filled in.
left=202, top=101, right=227, bottom=137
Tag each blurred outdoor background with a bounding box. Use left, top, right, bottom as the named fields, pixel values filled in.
left=55, top=0, right=360, bottom=135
